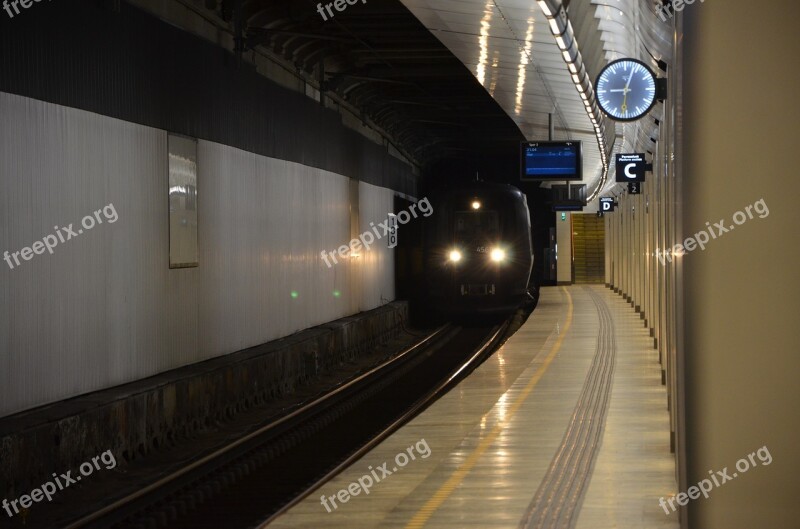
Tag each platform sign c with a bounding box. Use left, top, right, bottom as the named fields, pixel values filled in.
left=615, top=153, right=646, bottom=183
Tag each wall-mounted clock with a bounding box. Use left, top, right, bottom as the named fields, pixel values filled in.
left=595, top=58, right=658, bottom=122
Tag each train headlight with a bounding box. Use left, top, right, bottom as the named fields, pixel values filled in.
left=471, top=200, right=481, bottom=210
left=449, top=250, right=463, bottom=263
left=490, top=248, right=506, bottom=262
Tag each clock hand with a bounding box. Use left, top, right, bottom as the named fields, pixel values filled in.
left=620, top=69, right=634, bottom=114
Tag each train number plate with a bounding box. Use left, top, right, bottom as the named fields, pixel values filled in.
left=460, top=284, right=496, bottom=296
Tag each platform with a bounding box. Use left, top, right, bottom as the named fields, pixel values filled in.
left=268, top=286, right=680, bottom=528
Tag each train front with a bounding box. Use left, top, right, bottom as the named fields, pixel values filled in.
left=426, top=184, right=534, bottom=316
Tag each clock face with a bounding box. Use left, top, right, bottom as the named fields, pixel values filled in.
left=595, top=59, right=657, bottom=122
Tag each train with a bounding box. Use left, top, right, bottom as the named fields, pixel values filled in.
left=423, top=182, right=534, bottom=316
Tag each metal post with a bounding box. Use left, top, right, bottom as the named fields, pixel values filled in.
left=549, top=112, right=572, bottom=197
left=318, top=58, right=325, bottom=107
left=233, top=0, right=244, bottom=67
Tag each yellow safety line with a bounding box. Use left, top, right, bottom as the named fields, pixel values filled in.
left=404, top=287, right=574, bottom=529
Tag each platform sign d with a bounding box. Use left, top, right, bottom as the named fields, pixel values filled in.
left=388, top=214, right=398, bottom=249
left=615, top=153, right=646, bottom=183
left=600, top=197, right=615, bottom=213
left=628, top=181, right=641, bottom=195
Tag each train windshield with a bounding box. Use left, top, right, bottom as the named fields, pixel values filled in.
left=454, top=210, right=500, bottom=241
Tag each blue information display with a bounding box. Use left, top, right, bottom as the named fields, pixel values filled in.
left=520, top=141, right=582, bottom=181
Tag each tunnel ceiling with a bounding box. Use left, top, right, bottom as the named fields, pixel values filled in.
left=204, top=0, right=526, bottom=167
left=395, top=0, right=674, bottom=204
left=397, top=0, right=609, bottom=200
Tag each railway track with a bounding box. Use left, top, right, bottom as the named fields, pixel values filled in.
left=64, top=318, right=516, bottom=529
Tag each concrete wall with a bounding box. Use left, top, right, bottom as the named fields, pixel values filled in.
left=0, top=301, right=408, bottom=501
left=682, top=2, right=800, bottom=527
left=603, top=89, right=679, bottom=458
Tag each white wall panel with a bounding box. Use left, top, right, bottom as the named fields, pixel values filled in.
left=0, top=92, right=396, bottom=417
left=196, top=142, right=359, bottom=358
left=0, top=92, right=197, bottom=417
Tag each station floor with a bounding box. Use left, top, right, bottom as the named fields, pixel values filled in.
left=268, top=286, right=680, bottom=529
